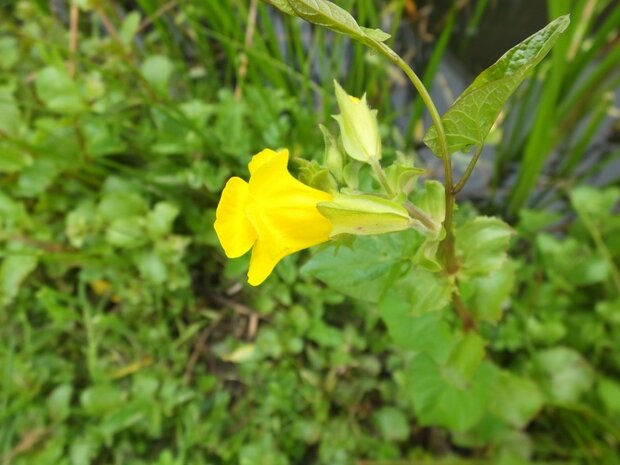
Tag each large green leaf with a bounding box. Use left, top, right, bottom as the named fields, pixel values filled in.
left=302, top=230, right=423, bottom=303
left=455, top=217, right=514, bottom=279
left=405, top=354, right=497, bottom=432
left=379, top=286, right=455, bottom=361
left=531, top=347, right=594, bottom=403
left=424, top=15, right=570, bottom=155
left=490, top=371, right=544, bottom=428
left=461, top=260, right=515, bottom=324
left=379, top=270, right=453, bottom=320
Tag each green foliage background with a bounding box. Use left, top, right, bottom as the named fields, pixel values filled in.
left=0, top=1, right=619, bottom=464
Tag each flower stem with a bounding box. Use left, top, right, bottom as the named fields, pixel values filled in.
left=404, top=201, right=440, bottom=234
left=370, top=159, right=395, bottom=198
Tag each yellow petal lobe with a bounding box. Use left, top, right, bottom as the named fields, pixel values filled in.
left=214, top=177, right=257, bottom=258
left=248, top=148, right=283, bottom=175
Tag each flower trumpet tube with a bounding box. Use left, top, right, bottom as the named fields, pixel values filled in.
left=214, top=149, right=333, bottom=286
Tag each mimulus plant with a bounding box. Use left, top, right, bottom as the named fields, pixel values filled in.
left=215, top=0, right=570, bottom=439
left=216, top=0, right=569, bottom=296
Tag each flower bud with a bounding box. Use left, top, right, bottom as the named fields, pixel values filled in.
left=332, top=80, right=381, bottom=164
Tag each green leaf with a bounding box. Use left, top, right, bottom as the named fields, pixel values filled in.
left=598, top=378, right=620, bottom=414
left=80, top=384, right=126, bottom=416
left=99, top=191, right=148, bottom=221
left=302, top=230, right=422, bottom=303
left=405, top=354, right=497, bottom=432
left=239, top=436, right=288, bottom=465
left=106, top=217, right=148, bottom=249
left=0, top=87, right=22, bottom=134
left=536, top=234, right=608, bottom=288
left=423, top=15, right=570, bottom=155
left=261, top=0, right=295, bottom=15
left=47, top=384, right=73, bottom=422
left=0, top=37, right=18, bottom=70
left=462, top=260, right=515, bottom=324
left=35, top=66, right=85, bottom=114
left=380, top=312, right=455, bottom=362
left=444, top=332, right=486, bottom=385
left=373, top=407, right=410, bottom=441
left=132, top=250, right=168, bottom=284
left=570, top=185, right=619, bottom=221
left=147, top=202, right=179, bottom=237
left=490, top=371, right=544, bottom=428
left=360, top=27, right=391, bottom=42
left=0, top=250, right=38, bottom=306
left=80, top=117, right=126, bottom=157
left=286, top=0, right=364, bottom=38
left=531, top=347, right=594, bottom=403
left=455, top=217, right=513, bottom=278
left=120, top=11, right=141, bottom=45
left=141, top=55, right=174, bottom=92
left=0, top=140, right=31, bottom=173
left=379, top=269, right=454, bottom=319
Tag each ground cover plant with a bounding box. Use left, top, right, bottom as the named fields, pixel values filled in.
left=0, top=1, right=619, bottom=464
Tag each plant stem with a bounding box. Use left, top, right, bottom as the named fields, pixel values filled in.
left=369, top=40, right=475, bottom=325
left=404, top=201, right=440, bottom=234
left=370, top=42, right=456, bottom=256
left=452, top=144, right=483, bottom=194
left=370, top=159, right=395, bottom=197
left=452, top=294, right=478, bottom=331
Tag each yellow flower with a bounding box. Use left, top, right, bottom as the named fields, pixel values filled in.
left=214, top=148, right=333, bottom=286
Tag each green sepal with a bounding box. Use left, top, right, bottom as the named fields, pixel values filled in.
left=385, top=163, right=425, bottom=196
left=413, top=237, right=443, bottom=272
left=318, top=193, right=411, bottom=237
left=417, top=180, right=446, bottom=224
left=319, top=124, right=344, bottom=183
left=342, top=161, right=361, bottom=190
left=295, top=158, right=338, bottom=192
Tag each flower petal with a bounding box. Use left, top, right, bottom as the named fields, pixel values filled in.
left=246, top=150, right=332, bottom=277
left=214, top=177, right=256, bottom=258
left=248, top=148, right=285, bottom=175
left=247, top=239, right=282, bottom=286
